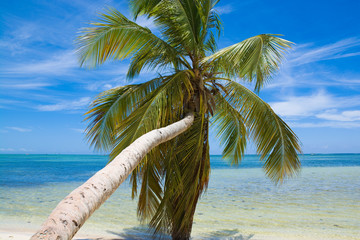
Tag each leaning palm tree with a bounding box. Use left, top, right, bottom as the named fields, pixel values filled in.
left=79, top=0, right=301, bottom=239
left=32, top=0, right=301, bottom=239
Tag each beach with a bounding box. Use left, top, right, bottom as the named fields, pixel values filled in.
left=0, top=155, right=359, bottom=240
left=2, top=0, right=360, bottom=239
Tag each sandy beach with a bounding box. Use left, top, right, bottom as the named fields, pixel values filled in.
left=1, top=161, right=359, bottom=240
left=1, top=228, right=358, bottom=240
left=2, top=0, right=360, bottom=238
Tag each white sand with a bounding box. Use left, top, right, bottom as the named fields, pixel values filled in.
left=1, top=167, right=359, bottom=240
left=0, top=229, right=116, bottom=240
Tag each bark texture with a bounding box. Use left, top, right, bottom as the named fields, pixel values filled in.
left=31, top=113, right=194, bottom=240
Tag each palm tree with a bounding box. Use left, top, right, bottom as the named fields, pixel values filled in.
left=31, top=113, right=194, bottom=240
left=32, top=0, right=301, bottom=239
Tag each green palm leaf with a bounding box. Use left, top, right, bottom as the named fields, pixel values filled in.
left=109, top=70, right=193, bottom=160
left=212, top=90, right=247, bottom=164
left=204, top=34, right=292, bottom=91
left=137, top=150, right=163, bottom=221
left=130, top=0, right=162, bottom=18
left=223, top=80, right=301, bottom=183
left=150, top=112, right=210, bottom=237
left=84, top=78, right=162, bottom=151
left=76, top=8, right=179, bottom=70
left=149, top=0, right=201, bottom=51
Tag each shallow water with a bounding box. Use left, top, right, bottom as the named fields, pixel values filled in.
left=0, top=154, right=359, bottom=239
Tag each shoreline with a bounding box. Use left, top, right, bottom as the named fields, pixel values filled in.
left=1, top=166, right=359, bottom=240
left=1, top=229, right=358, bottom=240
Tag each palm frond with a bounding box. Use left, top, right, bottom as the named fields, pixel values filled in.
left=137, top=150, right=163, bottom=221
left=211, top=90, right=247, bottom=165
left=109, top=70, right=194, bottom=160
left=204, top=31, right=217, bottom=53
left=127, top=42, right=183, bottom=79
left=84, top=78, right=161, bottom=151
left=200, top=1, right=222, bottom=54
left=203, top=34, right=292, bottom=91
left=76, top=8, right=179, bottom=69
left=150, top=111, right=210, bottom=237
left=222, top=80, right=301, bottom=183
left=130, top=0, right=162, bottom=18
left=149, top=0, right=201, bottom=51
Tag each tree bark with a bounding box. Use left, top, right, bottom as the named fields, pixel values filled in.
left=31, top=113, right=194, bottom=240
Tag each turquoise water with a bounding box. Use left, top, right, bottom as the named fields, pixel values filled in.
left=0, top=154, right=359, bottom=239
left=1, top=154, right=359, bottom=187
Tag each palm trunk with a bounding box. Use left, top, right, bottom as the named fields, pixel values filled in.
left=31, top=113, right=194, bottom=240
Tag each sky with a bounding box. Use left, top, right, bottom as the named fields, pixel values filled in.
left=1, top=0, right=360, bottom=154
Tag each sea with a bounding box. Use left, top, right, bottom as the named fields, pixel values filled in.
left=0, top=154, right=359, bottom=240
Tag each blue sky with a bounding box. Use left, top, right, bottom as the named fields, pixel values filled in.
left=1, top=0, right=360, bottom=154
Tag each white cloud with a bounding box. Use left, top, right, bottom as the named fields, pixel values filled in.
left=0, top=99, right=26, bottom=108
left=270, top=91, right=337, bottom=117
left=0, top=20, right=38, bottom=55
left=289, top=121, right=360, bottom=128
left=103, top=84, right=113, bottom=89
left=6, top=127, right=32, bottom=132
left=215, top=4, right=234, bottom=15
left=135, top=16, right=156, bottom=30
left=316, top=110, right=360, bottom=122
left=269, top=91, right=360, bottom=128
left=19, top=148, right=31, bottom=152
left=0, top=147, right=33, bottom=152
left=289, top=37, right=360, bottom=66
left=37, top=97, right=91, bottom=112
left=0, top=148, right=15, bottom=152
left=86, top=81, right=115, bottom=91
left=263, top=38, right=360, bottom=91
left=5, top=51, right=78, bottom=75
left=270, top=91, right=360, bottom=121
left=85, top=76, right=126, bottom=91
left=71, top=128, right=85, bottom=133
left=0, top=83, right=52, bottom=90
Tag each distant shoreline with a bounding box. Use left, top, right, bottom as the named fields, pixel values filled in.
left=1, top=152, right=360, bottom=156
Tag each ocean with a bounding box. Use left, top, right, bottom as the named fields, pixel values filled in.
left=0, top=154, right=359, bottom=240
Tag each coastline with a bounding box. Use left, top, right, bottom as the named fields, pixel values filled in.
left=1, top=228, right=359, bottom=240
left=1, top=154, right=359, bottom=240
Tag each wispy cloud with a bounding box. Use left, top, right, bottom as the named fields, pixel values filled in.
left=6, top=127, right=32, bottom=132
left=316, top=110, right=360, bottom=122
left=0, top=82, right=52, bottom=90
left=289, top=37, right=360, bottom=66
left=289, top=121, right=360, bottom=128
left=270, top=91, right=360, bottom=128
left=4, top=51, right=78, bottom=75
left=270, top=91, right=336, bottom=117
left=71, top=128, right=85, bottom=133
left=0, top=148, right=15, bottom=152
left=0, top=99, right=26, bottom=109
left=86, top=82, right=115, bottom=91
left=266, top=38, right=360, bottom=129
left=270, top=91, right=360, bottom=119
left=264, top=37, right=360, bottom=90
left=135, top=16, right=156, bottom=30
left=0, top=0, right=118, bottom=56
left=36, top=97, right=91, bottom=111
left=0, top=19, right=39, bottom=55
left=0, top=147, right=33, bottom=152
left=85, top=76, right=126, bottom=91
left=215, top=4, right=234, bottom=15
